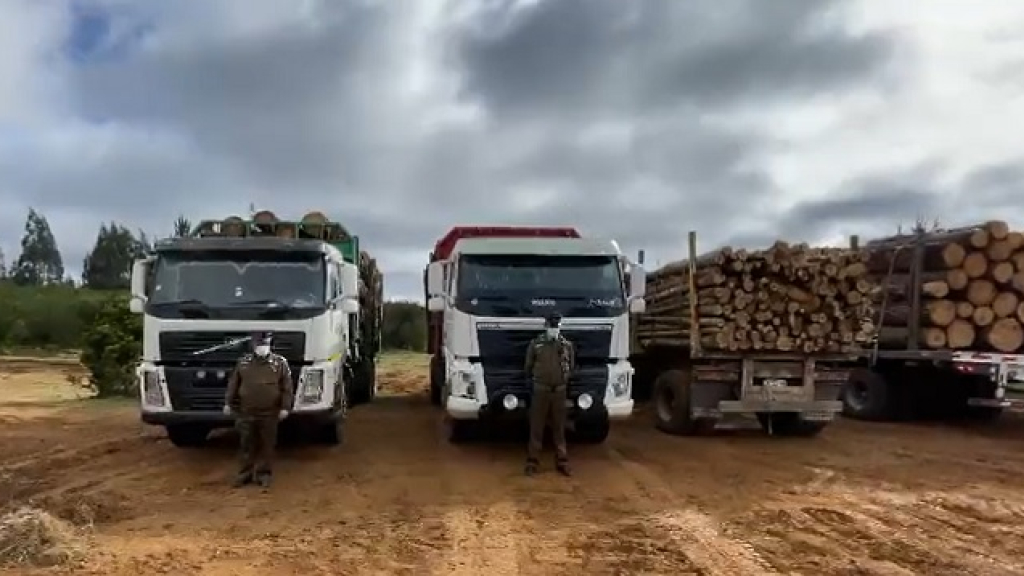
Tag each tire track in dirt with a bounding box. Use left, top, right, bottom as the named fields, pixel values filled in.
left=435, top=502, right=521, bottom=575
left=730, top=482, right=1024, bottom=574
left=603, top=446, right=776, bottom=575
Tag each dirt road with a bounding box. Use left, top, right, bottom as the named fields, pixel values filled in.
left=3, top=355, right=1024, bottom=575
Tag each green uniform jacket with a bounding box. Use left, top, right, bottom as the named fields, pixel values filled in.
left=524, top=334, right=576, bottom=387
left=225, top=353, right=294, bottom=416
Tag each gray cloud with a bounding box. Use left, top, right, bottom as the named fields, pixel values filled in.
left=1, top=0, right=907, bottom=295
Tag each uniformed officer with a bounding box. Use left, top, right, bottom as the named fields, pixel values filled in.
left=223, top=332, right=293, bottom=488
left=523, top=313, right=576, bottom=476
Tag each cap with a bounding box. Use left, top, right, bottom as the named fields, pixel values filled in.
left=544, top=313, right=562, bottom=328
left=251, top=331, right=273, bottom=346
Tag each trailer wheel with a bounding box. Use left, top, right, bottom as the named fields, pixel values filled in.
left=653, top=369, right=707, bottom=435
left=429, top=354, right=444, bottom=406
left=756, top=413, right=828, bottom=437
left=842, top=368, right=891, bottom=421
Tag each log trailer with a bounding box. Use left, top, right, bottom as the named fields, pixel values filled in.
left=632, top=231, right=853, bottom=437
left=423, top=226, right=647, bottom=443
left=842, top=223, right=1024, bottom=422
left=128, top=210, right=383, bottom=448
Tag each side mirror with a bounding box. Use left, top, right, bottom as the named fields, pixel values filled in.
left=427, top=295, right=446, bottom=312
left=129, top=298, right=144, bottom=314
left=340, top=265, right=359, bottom=298
left=426, top=262, right=444, bottom=296
left=629, top=264, right=646, bottom=299
left=629, top=298, right=646, bottom=314
left=130, top=258, right=152, bottom=301
left=340, top=299, right=359, bottom=314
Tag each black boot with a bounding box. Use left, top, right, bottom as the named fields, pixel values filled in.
left=555, top=459, right=572, bottom=477
left=232, top=471, right=253, bottom=488
left=524, top=458, right=539, bottom=476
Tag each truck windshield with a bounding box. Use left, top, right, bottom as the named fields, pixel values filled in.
left=455, top=254, right=625, bottom=317
left=147, top=250, right=326, bottom=320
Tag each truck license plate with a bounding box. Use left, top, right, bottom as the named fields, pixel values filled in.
left=764, top=378, right=787, bottom=387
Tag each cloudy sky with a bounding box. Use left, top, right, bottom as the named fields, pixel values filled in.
left=1, top=0, right=1022, bottom=299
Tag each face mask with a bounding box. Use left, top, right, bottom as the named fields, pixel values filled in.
left=254, top=345, right=271, bottom=357
left=546, top=328, right=559, bottom=338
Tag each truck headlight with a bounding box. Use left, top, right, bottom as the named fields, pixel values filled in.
left=142, top=370, right=165, bottom=407
left=611, top=373, right=630, bottom=397
left=454, top=370, right=475, bottom=399
left=300, top=370, right=324, bottom=403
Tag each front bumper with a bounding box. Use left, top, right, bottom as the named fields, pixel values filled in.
left=446, top=395, right=633, bottom=421
left=141, top=407, right=340, bottom=428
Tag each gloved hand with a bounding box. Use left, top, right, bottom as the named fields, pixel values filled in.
left=222, top=405, right=232, bottom=416
left=278, top=410, right=288, bottom=421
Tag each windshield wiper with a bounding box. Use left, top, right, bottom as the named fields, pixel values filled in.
left=148, top=299, right=211, bottom=318
left=228, top=298, right=293, bottom=309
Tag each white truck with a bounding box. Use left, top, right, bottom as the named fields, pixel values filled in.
left=423, top=225, right=646, bottom=443
left=128, top=211, right=381, bottom=448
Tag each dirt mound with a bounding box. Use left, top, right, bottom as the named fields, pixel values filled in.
left=0, top=506, right=85, bottom=567
left=30, top=489, right=132, bottom=526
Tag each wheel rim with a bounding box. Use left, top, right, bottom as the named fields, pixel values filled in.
left=845, top=380, right=870, bottom=412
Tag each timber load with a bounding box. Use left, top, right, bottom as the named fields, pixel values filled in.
left=359, top=250, right=384, bottom=353
left=637, top=240, right=876, bottom=354
left=866, top=220, right=1024, bottom=353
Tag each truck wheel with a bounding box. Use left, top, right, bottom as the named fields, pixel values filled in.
left=316, top=419, right=344, bottom=445
left=166, top=424, right=209, bottom=448
left=447, top=419, right=476, bottom=444
left=429, top=354, right=444, bottom=406
left=964, top=406, right=1004, bottom=422
left=756, top=413, right=828, bottom=437
left=573, top=416, right=610, bottom=444
left=842, top=368, right=891, bottom=421
left=349, top=359, right=377, bottom=406
left=653, top=369, right=709, bottom=435
left=363, top=357, right=377, bottom=402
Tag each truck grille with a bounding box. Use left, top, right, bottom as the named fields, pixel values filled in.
left=158, top=331, right=306, bottom=366
left=158, top=330, right=306, bottom=412
left=475, top=327, right=612, bottom=370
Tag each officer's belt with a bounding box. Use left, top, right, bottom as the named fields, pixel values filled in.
left=532, top=382, right=568, bottom=392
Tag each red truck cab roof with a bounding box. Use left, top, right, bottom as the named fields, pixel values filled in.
left=430, top=226, right=581, bottom=262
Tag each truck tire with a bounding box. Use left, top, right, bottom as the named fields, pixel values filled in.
left=166, top=424, right=209, bottom=448
left=316, top=419, right=344, bottom=445
left=447, top=419, right=477, bottom=444
left=429, top=354, right=444, bottom=406
left=573, top=416, right=610, bottom=444
left=842, top=368, right=891, bottom=421
left=349, top=358, right=377, bottom=406
left=652, top=369, right=710, bottom=435
left=756, top=413, right=828, bottom=437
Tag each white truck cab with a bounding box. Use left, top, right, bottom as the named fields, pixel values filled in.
left=424, top=235, right=646, bottom=443
left=129, top=233, right=367, bottom=448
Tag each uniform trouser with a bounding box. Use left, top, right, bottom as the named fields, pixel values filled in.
left=236, top=415, right=279, bottom=476
left=528, top=384, right=568, bottom=462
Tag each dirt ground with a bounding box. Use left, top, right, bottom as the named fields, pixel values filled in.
left=3, top=355, right=1024, bottom=575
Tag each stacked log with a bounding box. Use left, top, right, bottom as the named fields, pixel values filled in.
left=866, top=220, right=1024, bottom=353
left=636, top=242, right=876, bottom=354
left=359, top=250, right=384, bottom=356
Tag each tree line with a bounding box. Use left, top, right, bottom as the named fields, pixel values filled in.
left=0, top=208, right=428, bottom=353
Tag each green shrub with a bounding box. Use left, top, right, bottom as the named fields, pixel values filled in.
left=78, top=294, right=142, bottom=398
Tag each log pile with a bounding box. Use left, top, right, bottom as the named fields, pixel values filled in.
left=359, top=250, right=384, bottom=356
left=637, top=242, right=876, bottom=354
left=866, top=220, right=1024, bottom=353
